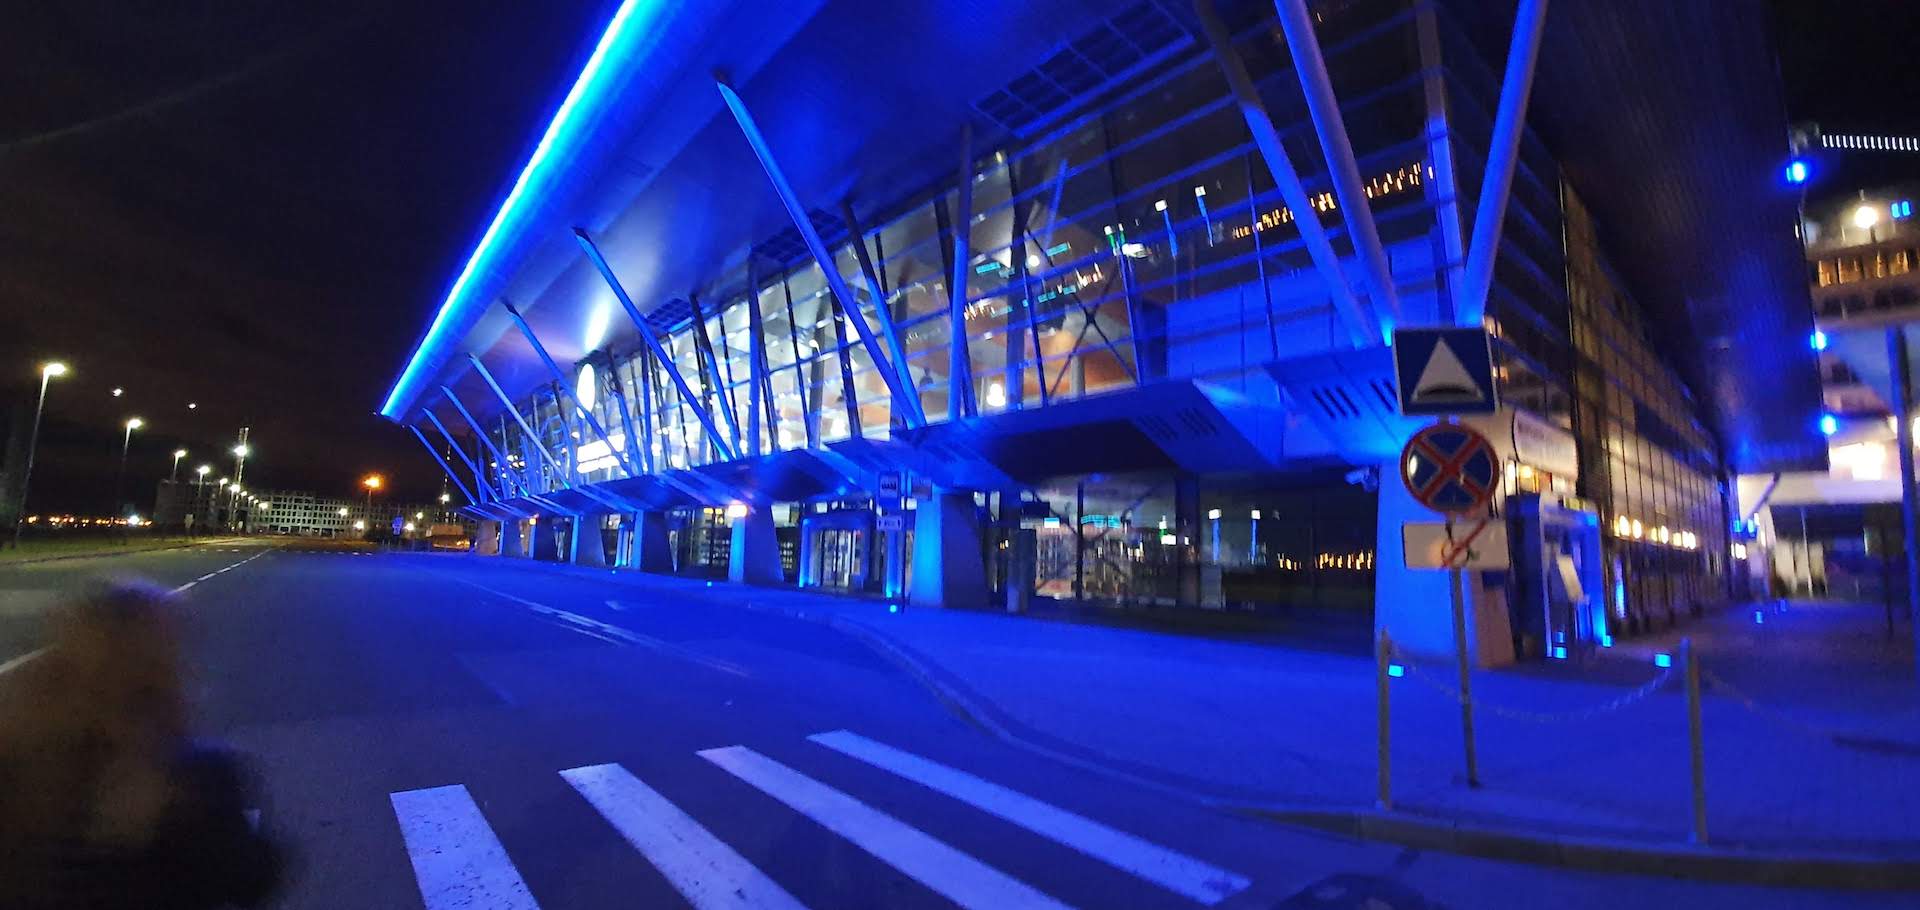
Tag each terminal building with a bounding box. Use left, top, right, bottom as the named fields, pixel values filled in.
left=381, top=0, right=1824, bottom=665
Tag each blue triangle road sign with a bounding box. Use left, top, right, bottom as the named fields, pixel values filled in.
left=1392, top=327, right=1498, bottom=415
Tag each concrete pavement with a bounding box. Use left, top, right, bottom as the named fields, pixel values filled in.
left=4, top=544, right=1912, bottom=907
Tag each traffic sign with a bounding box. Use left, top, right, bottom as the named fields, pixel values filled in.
left=877, top=472, right=903, bottom=499
left=391, top=516, right=406, bottom=535
left=1392, top=327, right=1497, bottom=415
left=876, top=514, right=905, bottom=532
left=1400, top=423, right=1497, bottom=515
left=1403, top=519, right=1510, bottom=569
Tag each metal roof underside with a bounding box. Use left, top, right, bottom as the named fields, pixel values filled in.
left=1452, top=0, right=1825, bottom=473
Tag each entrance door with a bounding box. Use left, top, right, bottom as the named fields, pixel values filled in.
left=813, top=529, right=866, bottom=590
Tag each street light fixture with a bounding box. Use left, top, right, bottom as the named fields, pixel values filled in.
left=171, top=449, right=188, bottom=483
left=362, top=474, right=383, bottom=527
left=11, top=361, right=70, bottom=548
left=113, top=417, right=144, bottom=528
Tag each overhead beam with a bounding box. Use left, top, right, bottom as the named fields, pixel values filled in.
left=715, top=76, right=925, bottom=427
left=948, top=125, right=977, bottom=420
left=1457, top=0, right=1550, bottom=325
left=502, top=299, right=638, bottom=478
left=424, top=407, right=502, bottom=505
left=1273, top=0, right=1402, bottom=324
left=408, top=424, right=481, bottom=508
left=1192, top=0, right=1378, bottom=347
left=441, top=386, right=536, bottom=512
left=466, top=354, right=632, bottom=515
left=574, top=228, right=739, bottom=461
left=841, top=199, right=925, bottom=426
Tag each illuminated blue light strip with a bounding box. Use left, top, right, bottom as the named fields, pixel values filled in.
left=380, top=0, right=661, bottom=419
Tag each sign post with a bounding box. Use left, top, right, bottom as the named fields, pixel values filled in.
left=1399, top=421, right=1498, bottom=788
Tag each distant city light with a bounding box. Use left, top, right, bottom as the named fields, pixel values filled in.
left=1853, top=204, right=1881, bottom=230
left=1895, top=200, right=1914, bottom=220
left=196, top=465, right=211, bottom=476
left=439, top=493, right=451, bottom=504
left=1784, top=159, right=1808, bottom=184
left=724, top=502, right=749, bottom=519
left=188, top=402, right=197, bottom=409
left=1810, top=329, right=1828, bottom=351
left=363, top=474, right=383, bottom=491
left=111, top=387, right=123, bottom=397
left=42, top=362, right=68, bottom=378
left=1819, top=413, right=1840, bottom=435
left=173, top=448, right=187, bottom=459
left=338, top=507, right=349, bottom=516
left=233, top=444, right=250, bottom=457
left=125, top=417, right=143, bottom=430
left=353, top=520, right=367, bottom=531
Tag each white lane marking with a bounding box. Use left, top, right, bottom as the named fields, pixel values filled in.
left=390, top=784, right=541, bottom=910
left=606, top=599, right=629, bottom=611
left=446, top=578, right=750, bottom=678
left=174, top=581, right=199, bottom=592
left=810, top=731, right=1250, bottom=904
left=560, top=763, right=809, bottom=910
left=699, top=746, right=1072, bottom=910
left=0, top=648, right=47, bottom=676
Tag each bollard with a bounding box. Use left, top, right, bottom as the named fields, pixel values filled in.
left=1681, top=637, right=1708, bottom=844
left=1376, top=628, right=1393, bottom=810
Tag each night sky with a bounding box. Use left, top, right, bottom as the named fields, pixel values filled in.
left=1, top=0, right=1914, bottom=515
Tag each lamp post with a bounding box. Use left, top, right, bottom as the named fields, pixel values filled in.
left=113, top=417, right=144, bottom=535
left=170, top=449, right=187, bottom=483
left=11, top=361, right=68, bottom=549
left=363, top=474, right=383, bottom=538
left=193, top=464, right=211, bottom=534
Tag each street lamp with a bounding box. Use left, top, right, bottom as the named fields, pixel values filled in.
left=113, top=417, right=144, bottom=530
left=11, top=361, right=69, bottom=549
left=363, top=474, right=383, bottom=526
left=171, top=448, right=188, bottom=482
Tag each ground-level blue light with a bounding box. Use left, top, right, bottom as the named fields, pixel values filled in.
left=1754, top=610, right=1765, bottom=624
left=1387, top=664, right=1405, bottom=678
left=1551, top=646, right=1567, bottom=660
left=1653, top=653, right=1673, bottom=669
left=1811, top=329, right=1828, bottom=351
left=888, top=603, right=900, bottom=614
left=1819, top=414, right=1839, bottom=436
left=1785, top=159, right=1808, bottom=184
left=1895, top=200, right=1913, bottom=220
left=1599, top=634, right=1614, bottom=648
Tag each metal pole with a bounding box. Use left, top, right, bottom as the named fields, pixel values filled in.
left=1377, top=627, right=1393, bottom=810
left=1273, top=0, right=1402, bottom=322
left=10, top=371, right=54, bottom=548
left=1456, top=0, right=1550, bottom=324
left=408, top=425, right=479, bottom=507
left=1681, top=637, right=1708, bottom=844
left=948, top=125, right=977, bottom=421
left=502, top=299, right=636, bottom=476
left=1889, top=327, right=1920, bottom=679
left=113, top=423, right=134, bottom=526
left=1191, top=0, right=1378, bottom=347
left=1449, top=555, right=1480, bottom=786
left=715, top=77, right=924, bottom=427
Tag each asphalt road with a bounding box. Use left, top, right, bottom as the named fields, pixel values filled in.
left=1, top=543, right=1906, bottom=909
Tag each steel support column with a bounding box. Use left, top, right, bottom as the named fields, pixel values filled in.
left=602, top=351, right=649, bottom=474
left=466, top=355, right=631, bottom=514
left=1193, top=0, right=1377, bottom=347
left=948, top=125, right=977, bottom=420
left=574, top=228, right=738, bottom=461
left=423, top=409, right=497, bottom=503
left=1457, top=0, right=1549, bottom=325
left=1274, top=0, right=1402, bottom=324
left=408, top=424, right=481, bottom=507
left=842, top=199, right=919, bottom=426
left=1890, top=327, right=1920, bottom=684
left=442, top=387, right=536, bottom=510
left=716, top=77, right=924, bottom=427
left=503, top=300, right=637, bottom=476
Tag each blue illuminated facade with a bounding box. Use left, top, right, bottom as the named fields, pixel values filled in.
left=380, top=0, right=1801, bottom=664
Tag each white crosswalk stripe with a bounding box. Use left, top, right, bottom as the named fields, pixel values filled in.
left=390, top=784, right=541, bottom=910
left=699, top=745, right=1073, bottom=910
left=560, top=763, right=809, bottom=910
left=809, top=730, right=1250, bottom=905
left=388, top=743, right=1252, bottom=909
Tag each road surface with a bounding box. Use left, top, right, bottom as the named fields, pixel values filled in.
left=0, top=542, right=1902, bottom=909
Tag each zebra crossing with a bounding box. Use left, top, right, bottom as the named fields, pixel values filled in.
left=388, top=730, right=1252, bottom=910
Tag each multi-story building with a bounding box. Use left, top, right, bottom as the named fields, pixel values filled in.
left=375, top=0, right=1822, bottom=664
left=155, top=479, right=461, bottom=538
left=1748, top=180, right=1920, bottom=599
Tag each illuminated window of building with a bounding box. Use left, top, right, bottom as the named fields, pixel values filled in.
left=1872, top=251, right=1887, bottom=279
left=1893, top=249, right=1913, bottom=276
left=1817, top=259, right=1836, bottom=286
left=1837, top=256, right=1863, bottom=283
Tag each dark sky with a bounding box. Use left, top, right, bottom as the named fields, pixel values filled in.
left=1770, top=0, right=1920, bottom=196
left=0, top=0, right=615, bottom=513
left=1, top=0, right=1915, bottom=515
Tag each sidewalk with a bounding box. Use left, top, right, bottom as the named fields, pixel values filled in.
left=492, top=558, right=1920, bottom=880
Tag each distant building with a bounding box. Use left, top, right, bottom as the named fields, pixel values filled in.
left=1749, top=181, right=1920, bottom=598
left=153, top=479, right=465, bottom=538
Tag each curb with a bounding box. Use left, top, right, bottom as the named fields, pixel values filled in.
left=1249, top=807, right=1920, bottom=890
left=0, top=538, right=250, bottom=567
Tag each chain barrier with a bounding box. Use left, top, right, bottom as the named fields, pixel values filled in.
left=1388, top=646, right=1675, bottom=724
left=1698, top=667, right=1846, bottom=744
